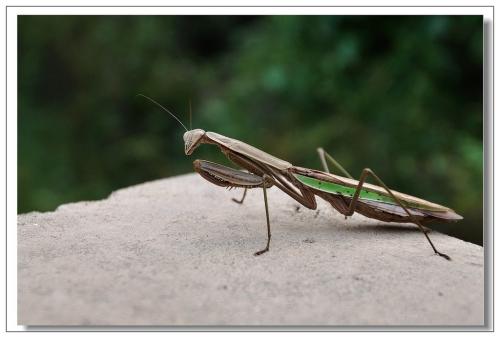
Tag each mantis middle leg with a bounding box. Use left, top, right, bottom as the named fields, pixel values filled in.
left=345, top=168, right=450, bottom=260
left=223, top=149, right=317, bottom=210
left=254, top=176, right=271, bottom=256
left=232, top=188, right=248, bottom=204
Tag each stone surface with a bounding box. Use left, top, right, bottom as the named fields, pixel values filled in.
left=18, top=174, right=484, bottom=326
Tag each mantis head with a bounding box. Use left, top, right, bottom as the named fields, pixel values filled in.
left=183, top=129, right=206, bottom=155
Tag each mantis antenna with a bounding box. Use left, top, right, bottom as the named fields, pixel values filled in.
left=189, top=99, right=192, bottom=131
left=137, top=94, right=188, bottom=132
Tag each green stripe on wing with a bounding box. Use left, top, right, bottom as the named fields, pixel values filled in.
left=294, top=173, right=427, bottom=210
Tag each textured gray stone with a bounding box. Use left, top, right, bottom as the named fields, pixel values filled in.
left=18, top=174, right=484, bottom=326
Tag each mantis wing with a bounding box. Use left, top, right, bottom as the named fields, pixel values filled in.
left=292, top=169, right=460, bottom=214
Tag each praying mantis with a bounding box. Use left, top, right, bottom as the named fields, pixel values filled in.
left=140, top=95, right=463, bottom=260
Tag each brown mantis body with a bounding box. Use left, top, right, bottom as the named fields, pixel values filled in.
left=139, top=95, right=462, bottom=260
left=185, top=129, right=462, bottom=260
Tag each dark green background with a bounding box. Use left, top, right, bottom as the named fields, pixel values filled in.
left=18, top=16, right=483, bottom=245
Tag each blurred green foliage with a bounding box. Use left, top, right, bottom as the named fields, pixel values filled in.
left=18, top=16, right=483, bottom=244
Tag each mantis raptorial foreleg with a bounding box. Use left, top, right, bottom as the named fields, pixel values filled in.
left=317, top=147, right=353, bottom=179
left=193, top=160, right=273, bottom=255
left=345, top=168, right=450, bottom=260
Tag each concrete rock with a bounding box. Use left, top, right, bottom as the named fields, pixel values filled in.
left=18, top=174, right=484, bottom=326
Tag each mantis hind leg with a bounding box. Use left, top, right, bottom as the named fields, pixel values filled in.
left=345, top=168, right=450, bottom=260
left=317, top=147, right=353, bottom=179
